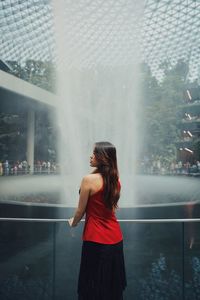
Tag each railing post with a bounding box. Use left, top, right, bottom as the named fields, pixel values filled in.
left=182, top=222, right=185, bottom=300
left=52, top=222, right=56, bottom=300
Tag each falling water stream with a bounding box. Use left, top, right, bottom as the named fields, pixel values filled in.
left=52, top=0, right=144, bottom=206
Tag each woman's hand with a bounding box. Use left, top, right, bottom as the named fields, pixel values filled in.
left=68, top=217, right=74, bottom=227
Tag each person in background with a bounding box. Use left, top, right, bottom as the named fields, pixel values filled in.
left=4, top=160, right=9, bottom=176
left=0, top=161, right=3, bottom=176
left=68, top=141, right=127, bottom=300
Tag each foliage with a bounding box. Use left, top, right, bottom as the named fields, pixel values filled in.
left=141, top=60, right=190, bottom=163
left=0, top=275, right=52, bottom=300
left=193, top=140, right=200, bottom=161
left=138, top=253, right=181, bottom=300
left=185, top=256, right=200, bottom=299
left=7, top=60, right=56, bottom=92
left=0, top=113, right=26, bottom=161
left=0, top=60, right=57, bottom=162
left=34, top=111, right=57, bottom=161
left=138, top=254, right=200, bottom=299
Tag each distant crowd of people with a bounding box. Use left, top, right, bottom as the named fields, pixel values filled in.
left=0, top=160, right=59, bottom=176
left=138, top=157, right=200, bottom=176
left=1, top=157, right=200, bottom=177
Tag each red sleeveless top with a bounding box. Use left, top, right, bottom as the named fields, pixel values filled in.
left=82, top=182, right=123, bottom=244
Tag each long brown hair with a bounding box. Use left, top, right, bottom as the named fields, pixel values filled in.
left=93, top=141, right=120, bottom=210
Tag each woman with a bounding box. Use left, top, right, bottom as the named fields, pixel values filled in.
left=68, top=141, right=127, bottom=300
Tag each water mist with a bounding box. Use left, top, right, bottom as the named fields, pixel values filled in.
left=52, top=0, right=144, bottom=206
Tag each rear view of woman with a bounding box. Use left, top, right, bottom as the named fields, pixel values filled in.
left=68, top=141, right=127, bottom=300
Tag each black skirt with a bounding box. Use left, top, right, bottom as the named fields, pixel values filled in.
left=78, top=240, right=127, bottom=300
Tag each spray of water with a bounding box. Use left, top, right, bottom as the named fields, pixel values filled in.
left=1, top=174, right=200, bottom=208
left=52, top=0, right=145, bottom=206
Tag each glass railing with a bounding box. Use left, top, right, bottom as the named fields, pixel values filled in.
left=0, top=217, right=200, bottom=300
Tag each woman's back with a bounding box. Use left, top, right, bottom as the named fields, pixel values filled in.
left=87, top=173, right=103, bottom=196
left=83, top=174, right=122, bottom=244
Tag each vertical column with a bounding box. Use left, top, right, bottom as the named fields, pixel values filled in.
left=27, top=109, right=35, bottom=174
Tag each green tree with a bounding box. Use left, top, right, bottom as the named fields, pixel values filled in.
left=0, top=113, right=26, bottom=161
left=142, top=60, right=189, bottom=163
left=7, top=60, right=56, bottom=92
left=0, top=60, right=57, bottom=162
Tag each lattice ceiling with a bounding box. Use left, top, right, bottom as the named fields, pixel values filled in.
left=0, top=0, right=200, bottom=80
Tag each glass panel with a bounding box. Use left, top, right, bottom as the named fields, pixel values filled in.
left=122, top=222, right=183, bottom=299
left=0, top=221, right=54, bottom=299
left=184, top=222, right=200, bottom=300
left=2, top=220, right=200, bottom=299
left=54, top=222, right=83, bottom=300
left=53, top=221, right=183, bottom=299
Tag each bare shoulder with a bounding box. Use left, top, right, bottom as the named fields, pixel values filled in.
left=81, top=173, right=103, bottom=192
left=82, top=173, right=100, bottom=184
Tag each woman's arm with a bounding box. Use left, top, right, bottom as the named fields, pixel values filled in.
left=68, top=176, right=91, bottom=227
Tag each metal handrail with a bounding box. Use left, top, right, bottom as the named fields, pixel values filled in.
left=0, top=217, right=200, bottom=223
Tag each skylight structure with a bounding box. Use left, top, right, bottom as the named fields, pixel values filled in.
left=0, top=0, right=200, bottom=80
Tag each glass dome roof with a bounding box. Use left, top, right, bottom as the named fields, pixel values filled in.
left=0, top=0, right=200, bottom=80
